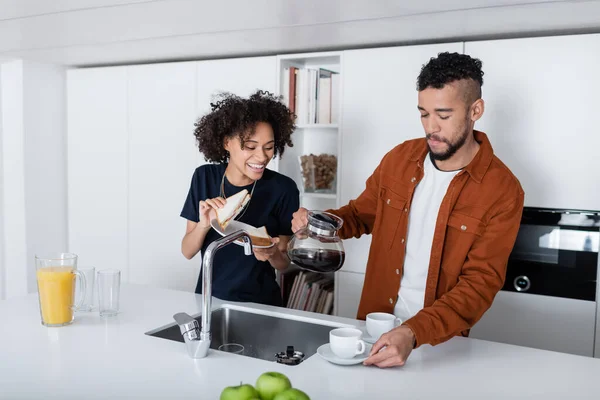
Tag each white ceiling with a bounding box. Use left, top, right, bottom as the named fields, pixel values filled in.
left=0, top=0, right=599, bottom=66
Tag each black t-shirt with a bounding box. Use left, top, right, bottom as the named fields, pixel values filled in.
left=180, top=163, right=300, bottom=306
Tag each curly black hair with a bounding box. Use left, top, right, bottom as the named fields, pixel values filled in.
left=194, top=90, right=295, bottom=163
left=417, top=52, right=484, bottom=99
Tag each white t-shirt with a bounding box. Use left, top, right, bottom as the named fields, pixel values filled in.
left=394, top=153, right=461, bottom=322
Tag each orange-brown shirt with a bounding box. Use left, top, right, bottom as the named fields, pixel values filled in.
left=329, top=130, right=524, bottom=347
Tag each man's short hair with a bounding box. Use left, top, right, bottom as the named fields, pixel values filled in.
left=417, top=52, right=484, bottom=102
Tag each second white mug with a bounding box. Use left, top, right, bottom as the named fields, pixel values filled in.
left=366, top=312, right=402, bottom=339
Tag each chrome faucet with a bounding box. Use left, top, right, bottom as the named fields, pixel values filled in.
left=173, top=230, right=253, bottom=359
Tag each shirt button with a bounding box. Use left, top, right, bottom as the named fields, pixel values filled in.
left=389, top=298, right=394, bottom=304
left=401, top=238, right=405, bottom=243
left=404, top=208, right=408, bottom=213
left=396, top=269, right=400, bottom=275
left=461, top=225, right=467, bottom=231
left=411, top=177, right=416, bottom=183
left=387, top=199, right=391, bottom=205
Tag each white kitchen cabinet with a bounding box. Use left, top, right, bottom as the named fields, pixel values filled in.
left=196, top=56, right=277, bottom=116
left=128, top=57, right=277, bottom=291
left=465, top=34, right=600, bottom=211
left=335, top=271, right=365, bottom=319
left=196, top=56, right=278, bottom=170
left=68, top=56, right=279, bottom=292
left=67, top=67, right=129, bottom=279
left=470, top=291, right=596, bottom=357
left=127, top=62, right=200, bottom=291
left=339, top=43, right=463, bottom=276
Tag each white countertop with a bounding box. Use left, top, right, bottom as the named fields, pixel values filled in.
left=1, top=283, right=599, bottom=399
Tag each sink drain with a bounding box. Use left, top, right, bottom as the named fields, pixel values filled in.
left=218, top=343, right=244, bottom=354
left=275, top=346, right=305, bottom=365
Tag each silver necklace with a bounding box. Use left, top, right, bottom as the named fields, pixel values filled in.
left=220, top=172, right=257, bottom=222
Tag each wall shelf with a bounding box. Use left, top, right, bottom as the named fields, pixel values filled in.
left=301, top=192, right=337, bottom=199
left=295, top=124, right=338, bottom=129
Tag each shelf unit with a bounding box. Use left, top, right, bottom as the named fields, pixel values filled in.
left=295, top=124, right=338, bottom=129
left=275, top=51, right=343, bottom=316
left=276, top=51, right=343, bottom=211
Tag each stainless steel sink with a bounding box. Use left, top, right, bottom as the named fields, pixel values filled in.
left=145, top=306, right=341, bottom=364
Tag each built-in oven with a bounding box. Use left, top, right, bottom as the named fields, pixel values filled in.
left=470, top=207, right=600, bottom=357
left=503, top=207, right=599, bottom=300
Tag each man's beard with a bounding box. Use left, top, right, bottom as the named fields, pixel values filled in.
left=427, top=126, right=469, bottom=161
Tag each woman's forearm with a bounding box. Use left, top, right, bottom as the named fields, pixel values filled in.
left=268, top=247, right=291, bottom=271
left=182, top=224, right=211, bottom=260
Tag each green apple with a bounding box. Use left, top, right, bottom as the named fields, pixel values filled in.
left=220, top=383, right=259, bottom=400
left=273, top=388, right=311, bottom=400
left=255, top=372, right=292, bottom=400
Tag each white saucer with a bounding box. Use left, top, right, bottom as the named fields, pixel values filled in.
left=362, top=335, right=379, bottom=344
left=210, top=219, right=274, bottom=249
left=316, top=343, right=372, bottom=366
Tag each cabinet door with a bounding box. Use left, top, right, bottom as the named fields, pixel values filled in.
left=196, top=57, right=277, bottom=169
left=340, top=43, right=462, bottom=275
left=465, top=34, right=600, bottom=210
left=335, top=271, right=365, bottom=318
left=127, top=62, right=200, bottom=291
left=470, top=291, right=596, bottom=357
left=67, top=67, right=129, bottom=278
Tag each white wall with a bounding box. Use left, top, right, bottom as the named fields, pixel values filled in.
left=0, top=61, right=28, bottom=299
left=23, top=61, right=68, bottom=293
left=0, top=60, right=67, bottom=299
left=0, top=65, right=4, bottom=300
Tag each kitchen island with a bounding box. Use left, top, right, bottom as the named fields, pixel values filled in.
left=1, top=283, right=598, bottom=399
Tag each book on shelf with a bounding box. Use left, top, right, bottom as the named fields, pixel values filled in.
left=282, top=66, right=340, bottom=126
left=280, top=269, right=334, bottom=315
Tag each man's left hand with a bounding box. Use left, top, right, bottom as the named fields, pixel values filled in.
left=363, top=325, right=415, bottom=368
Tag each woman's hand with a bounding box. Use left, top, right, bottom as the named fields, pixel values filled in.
left=253, top=236, right=291, bottom=270
left=253, top=238, right=281, bottom=261
left=198, top=197, right=226, bottom=229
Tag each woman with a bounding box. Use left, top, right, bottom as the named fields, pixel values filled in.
left=180, top=90, right=299, bottom=306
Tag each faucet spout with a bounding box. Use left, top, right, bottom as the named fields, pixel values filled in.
left=174, top=230, right=253, bottom=359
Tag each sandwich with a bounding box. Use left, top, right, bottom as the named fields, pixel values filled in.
left=245, top=226, right=273, bottom=247
left=216, top=189, right=251, bottom=230
left=215, top=189, right=273, bottom=247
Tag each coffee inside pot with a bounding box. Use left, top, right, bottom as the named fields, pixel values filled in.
left=287, top=211, right=345, bottom=273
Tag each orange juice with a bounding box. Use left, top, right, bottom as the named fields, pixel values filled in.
left=36, top=267, right=76, bottom=326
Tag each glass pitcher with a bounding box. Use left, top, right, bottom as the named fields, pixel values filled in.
left=287, top=211, right=346, bottom=273
left=35, top=253, right=87, bottom=327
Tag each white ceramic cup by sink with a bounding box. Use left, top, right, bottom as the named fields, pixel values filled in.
left=366, top=312, right=402, bottom=340
left=329, top=328, right=366, bottom=359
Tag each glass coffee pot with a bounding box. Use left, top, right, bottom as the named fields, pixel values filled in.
left=287, top=211, right=345, bottom=273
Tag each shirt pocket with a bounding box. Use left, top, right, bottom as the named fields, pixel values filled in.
left=447, top=213, right=486, bottom=236
left=444, top=212, right=486, bottom=271
left=379, top=186, right=408, bottom=249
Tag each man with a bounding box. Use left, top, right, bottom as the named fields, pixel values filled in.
left=291, top=52, right=524, bottom=368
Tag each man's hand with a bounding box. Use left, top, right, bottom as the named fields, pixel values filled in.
left=363, top=325, right=415, bottom=368
left=291, top=208, right=309, bottom=233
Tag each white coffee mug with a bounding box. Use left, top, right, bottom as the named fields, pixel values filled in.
left=366, top=312, right=402, bottom=340
left=329, top=328, right=366, bottom=359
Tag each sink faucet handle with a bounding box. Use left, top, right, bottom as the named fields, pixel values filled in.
left=173, top=312, right=200, bottom=339
left=240, top=231, right=253, bottom=256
